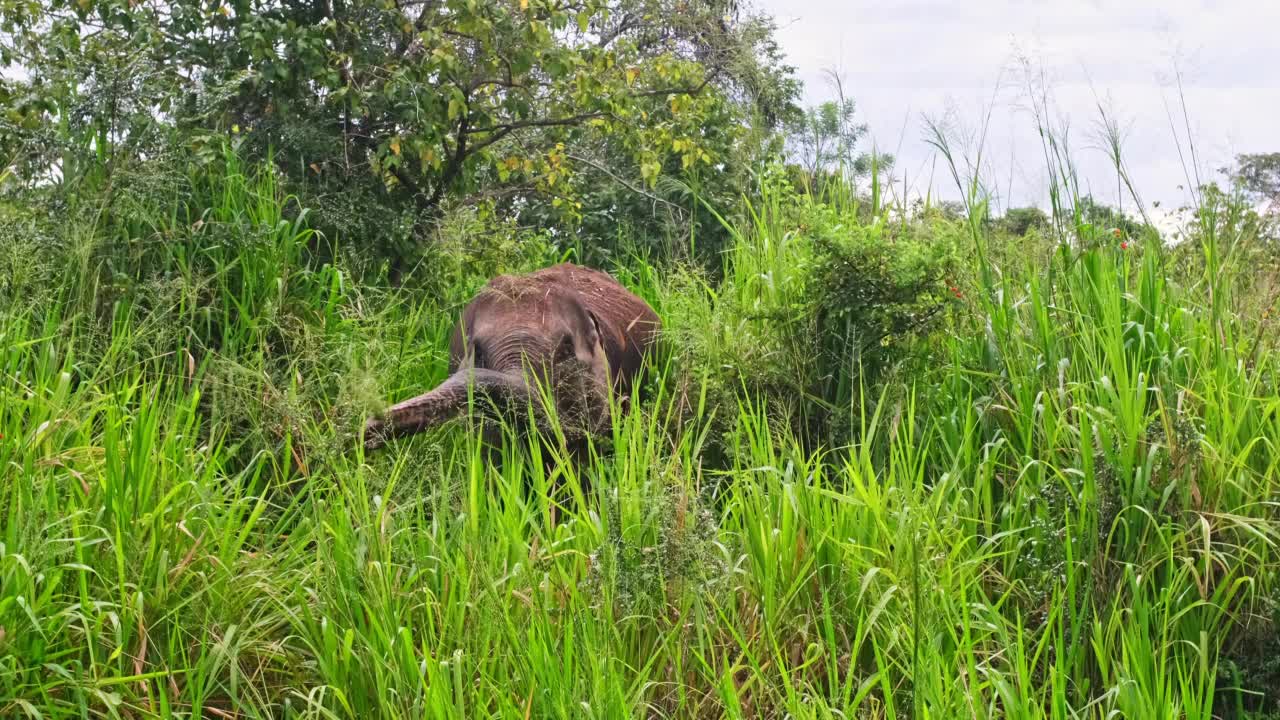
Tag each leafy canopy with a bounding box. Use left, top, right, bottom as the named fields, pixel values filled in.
left=1, top=0, right=798, bottom=246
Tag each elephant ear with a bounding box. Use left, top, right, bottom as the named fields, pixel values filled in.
left=571, top=303, right=612, bottom=387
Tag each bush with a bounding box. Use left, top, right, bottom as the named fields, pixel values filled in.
left=807, top=201, right=963, bottom=418
left=0, top=196, right=62, bottom=305
left=417, top=202, right=563, bottom=308
left=662, top=170, right=961, bottom=458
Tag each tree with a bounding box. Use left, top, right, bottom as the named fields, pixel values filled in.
left=494, top=2, right=800, bottom=264
left=0, top=0, right=799, bottom=267
left=1230, top=152, right=1280, bottom=212
left=998, top=207, right=1050, bottom=236
left=782, top=71, right=889, bottom=193
left=1075, top=195, right=1150, bottom=240
left=787, top=99, right=866, bottom=179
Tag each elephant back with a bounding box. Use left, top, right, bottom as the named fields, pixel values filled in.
left=520, top=263, right=661, bottom=390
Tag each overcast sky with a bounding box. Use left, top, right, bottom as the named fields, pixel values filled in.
left=753, top=0, right=1280, bottom=215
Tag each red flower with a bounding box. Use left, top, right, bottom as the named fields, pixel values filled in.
left=1120, top=241, right=1129, bottom=250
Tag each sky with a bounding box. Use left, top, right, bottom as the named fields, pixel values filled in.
left=752, top=0, right=1280, bottom=216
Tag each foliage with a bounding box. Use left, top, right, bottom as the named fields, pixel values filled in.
left=3, top=13, right=1280, bottom=718
left=1073, top=194, right=1152, bottom=242
left=786, top=98, right=867, bottom=175
left=997, top=205, right=1051, bottom=236
left=0, top=194, right=61, bottom=303
left=660, top=166, right=960, bottom=459
left=1230, top=151, right=1280, bottom=210
left=808, top=205, right=961, bottom=400
left=782, top=70, right=890, bottom=187
left=418, top=201, right=563, bottom=307
left=3, top=140, right=1280, bottom=717
left=0, top=0, right=798, bottom=273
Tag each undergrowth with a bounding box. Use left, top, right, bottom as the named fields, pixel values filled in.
left=2, top=117, right=1279, bottom=720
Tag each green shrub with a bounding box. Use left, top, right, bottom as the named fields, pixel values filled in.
left=662, top=169, right=961, bottom=457
left=0, top=197, right=61, bottom=305
left=418, top=202, right=564, bottom=308
left=806, top=201, right=963, bottom=425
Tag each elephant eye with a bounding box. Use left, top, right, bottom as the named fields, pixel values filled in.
left=556, top=335, right=574, bottom=360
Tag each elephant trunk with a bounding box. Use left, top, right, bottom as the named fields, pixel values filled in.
left=363, top=368, right=532, bottom=450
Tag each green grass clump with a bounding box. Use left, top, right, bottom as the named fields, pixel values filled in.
left=2, top=120, right=1279, bottom=720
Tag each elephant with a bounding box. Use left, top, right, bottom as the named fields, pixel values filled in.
left=362, top=262, right=661, bottom=453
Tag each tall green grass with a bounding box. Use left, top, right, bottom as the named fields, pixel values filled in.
left=2, top=120, right=1278, bottom=720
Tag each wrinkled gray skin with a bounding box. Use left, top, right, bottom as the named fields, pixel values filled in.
left=363, top=263, right=661, bottom=451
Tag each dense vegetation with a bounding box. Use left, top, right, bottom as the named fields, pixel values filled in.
left=3, top=1, right=1280, bottom=718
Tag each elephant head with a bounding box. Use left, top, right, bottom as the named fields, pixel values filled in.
left=362, top=263, right=660, bottom=451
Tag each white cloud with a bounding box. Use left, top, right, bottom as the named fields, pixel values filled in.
left=753, top=0, right=1280, bottom=213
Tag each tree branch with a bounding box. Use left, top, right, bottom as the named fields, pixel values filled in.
left=423, top=111, right=469, bottom=210
left=596, top=12, right=636, bottom=48
left=634, top=70, right=720, bottom=98
left=389, top=164, right=426, bottom=199
left=467, top=112, right=606, bottom=136
left=395, top=0, right=441, bottom=56
left=565, top=152, right=686, bottom=217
